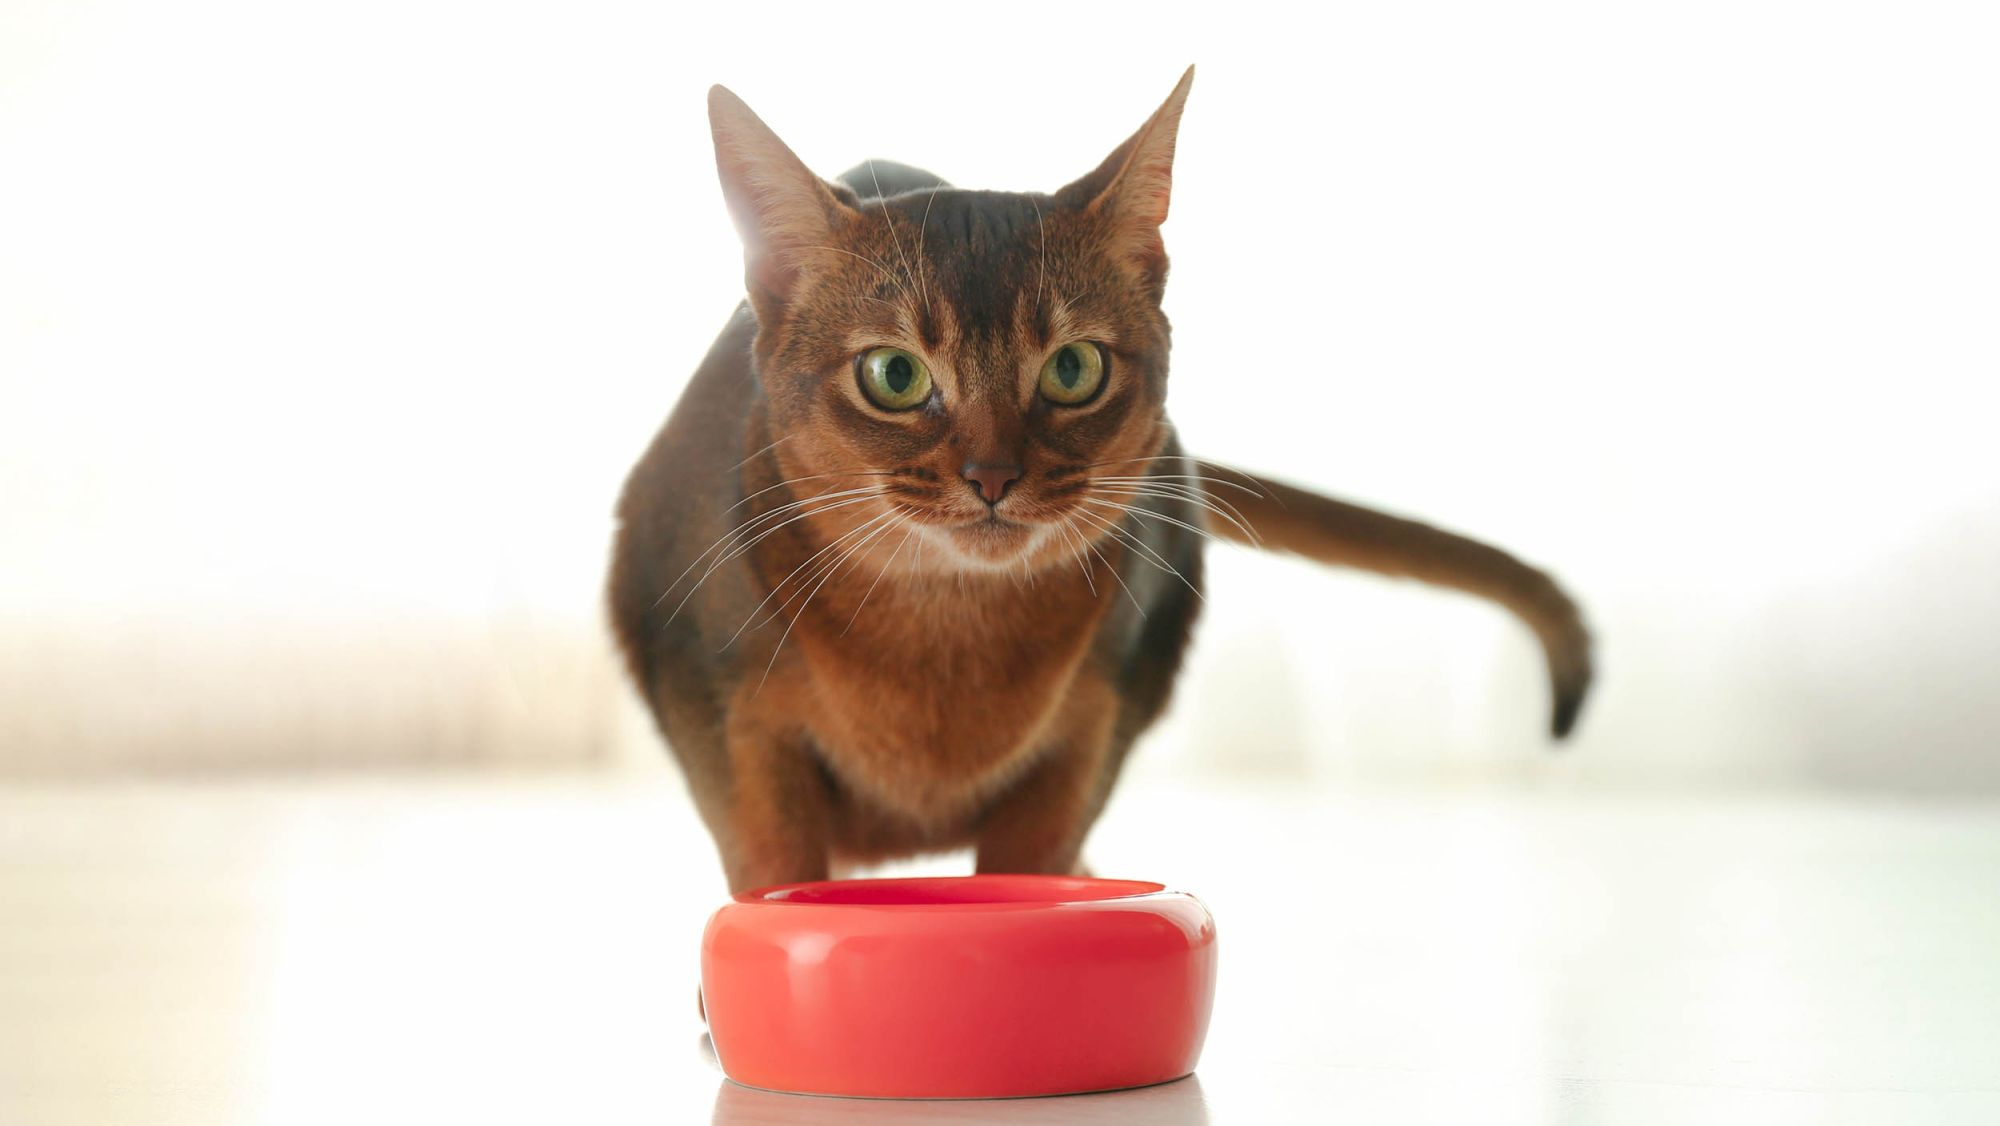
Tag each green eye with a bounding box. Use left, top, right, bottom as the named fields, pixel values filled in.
left=1039, top=342, right=1106, bottom=405
left=858, top=347, right=932, bottom=411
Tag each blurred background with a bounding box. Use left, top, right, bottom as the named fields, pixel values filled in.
left=6, top=4, right=2000, bottom=1124
left=3, top=0, right=1995, bottom=792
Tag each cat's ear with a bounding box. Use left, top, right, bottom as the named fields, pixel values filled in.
left=708, top=86, right=856, bottom=304
left=1055, top=66, right=1194, bottom=270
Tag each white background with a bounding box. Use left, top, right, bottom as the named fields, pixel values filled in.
left=3, top=0, right=1996, bottom=790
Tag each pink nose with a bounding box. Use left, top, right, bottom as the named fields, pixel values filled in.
left=962, top=462, right=1021, bottom=505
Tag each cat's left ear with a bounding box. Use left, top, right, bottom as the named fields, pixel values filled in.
left=1055, top=66, right=1195, bottom=274
left=708, top=85, right=858, bottom=306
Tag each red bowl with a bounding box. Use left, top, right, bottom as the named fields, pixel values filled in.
left=700, top=874, right=1217, bottom=1099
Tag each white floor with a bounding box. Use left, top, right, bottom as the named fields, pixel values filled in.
left=2, top=775, right=1996, bottom=1125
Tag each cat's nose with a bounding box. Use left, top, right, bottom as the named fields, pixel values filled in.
left=961, top=462, right=1022, bottom=505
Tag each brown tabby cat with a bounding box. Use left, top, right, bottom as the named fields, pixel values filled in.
left=608, top=68, right=1592, bottom=893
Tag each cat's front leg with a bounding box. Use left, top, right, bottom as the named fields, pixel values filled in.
left=720, top=703, right=834, bottom=893
left=972, top=686, right=1117, bottom=876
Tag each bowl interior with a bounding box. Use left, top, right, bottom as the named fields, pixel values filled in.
left=752, top=874, right=1166, bottom=906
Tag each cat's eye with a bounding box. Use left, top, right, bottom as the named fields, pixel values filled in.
left=1039, top=343, right=1106, bottom=405
left=857, top=347, right=933, bottom=411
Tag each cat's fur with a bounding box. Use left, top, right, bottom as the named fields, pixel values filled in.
left=608, top=69, right=1592, bottom=892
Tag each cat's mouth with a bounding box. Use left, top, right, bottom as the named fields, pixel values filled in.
left=956, top=513, right=1024, bottom=535
left=944, top=512, right=1036, bottom=560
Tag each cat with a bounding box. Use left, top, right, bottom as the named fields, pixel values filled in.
left=607, top=68, right=1592, bottom=893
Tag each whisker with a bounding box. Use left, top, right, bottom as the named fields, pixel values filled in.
left=1049, top=290, right=1079, bottom=326
left=1095, top=480, right=1261, bottom=543
left=1076, top=454, right=1195, bottom=472
left=709, top=491, right=887, bottom=576
left=1084, top=496, right=1222, bottom=549
left=1054, top=518, right=1095, bottom=597
left=764, top=510, right=901, bottom=626
left=1071, top=506, right=1204, bottom=603
left=1090, top=472, right=1266, bottom=499
left=867, top=161, right=921, bottom=305
left=1029, top=194, right=1047, bottom=316
left=1071, top=507, right=1180, bottom=595
left=796, top=244, right=903, bottom=284
left=650, top=481, right=881, bottom=613
left=725, top=471, right=893, bottom=517
left=1089, top=477, right=1265, bottom=541
left=761, top=507, right=915, bottom=624
left=730, top=433, right=792, bottom=474
left=662, top=490, right=888, bottom=627
left=916, top=178, right=945, bottom=318
left=722, top=505, right=904, bottom=650
left=768, top=509, right=933, bottom=629
left=841, top=512, right=917, bottom=636
left=1079, top=456, right=1270, bottom=496
left=1070, top=516, right=1146, bottom=619
left=703, top=486, right=884, bottom=571
left=757, top=510, right=907, bottom=692
left=1090, top=483, right=1262, bottom=545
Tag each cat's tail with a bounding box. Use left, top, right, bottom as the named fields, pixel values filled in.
left=1194, top=460, right=1593, bottom=739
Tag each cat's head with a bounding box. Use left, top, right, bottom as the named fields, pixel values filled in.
left=708, top=69, right=1193, bottom=571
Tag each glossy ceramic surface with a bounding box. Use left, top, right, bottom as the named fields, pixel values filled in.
left=700, top=875, right=1218, bottom=1099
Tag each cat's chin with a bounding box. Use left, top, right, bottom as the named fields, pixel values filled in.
left=928, top=516, right=1046, bottom=570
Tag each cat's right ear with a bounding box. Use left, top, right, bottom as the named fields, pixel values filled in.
left=708, top=86, right=856, bottom=305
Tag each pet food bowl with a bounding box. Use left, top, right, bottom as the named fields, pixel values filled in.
left=700, top=874, right=1217, bottom=1099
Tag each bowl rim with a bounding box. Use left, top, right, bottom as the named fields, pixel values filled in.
left=729, top=874, right=1177, bottom=911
